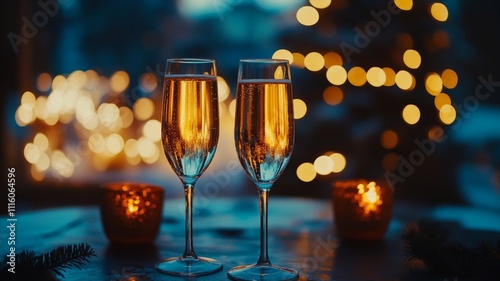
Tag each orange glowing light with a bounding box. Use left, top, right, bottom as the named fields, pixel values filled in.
left=323, top=52, right=343, bottom=68
left=323, top=86, right=343, bottom=105
left=430, top=3, right=448, bottom=22
left=355, top=181, right=383, bottom=215
left=347, top=67, right=366, bottom=87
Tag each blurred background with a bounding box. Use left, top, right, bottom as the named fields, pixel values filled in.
left=2, top=0, right=500, bottom=211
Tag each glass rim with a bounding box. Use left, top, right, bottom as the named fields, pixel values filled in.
left=167, top=58, right=215, bottom=63
left=239, top=58, right=290, bottom=64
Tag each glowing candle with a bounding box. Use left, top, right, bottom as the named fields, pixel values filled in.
left=333, top=180, right=393, bottom=240
left=100, top=183, right=164, bottom=244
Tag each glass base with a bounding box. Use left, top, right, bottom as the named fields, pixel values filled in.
left=228, top=264, right=299, bottom=281
left=155, top=256, right=222, bottom=276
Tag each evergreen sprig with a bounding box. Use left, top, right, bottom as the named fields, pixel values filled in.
left=402, top=222, right=500, bottom=280
left=1, top=243, right=96, bottom=280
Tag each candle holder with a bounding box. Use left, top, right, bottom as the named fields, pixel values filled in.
left=100, top=183, right=164, bottom=244
left=332, top=180, right=393, bottom=240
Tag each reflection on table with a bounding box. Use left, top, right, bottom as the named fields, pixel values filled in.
left=3, top=196, right=500, bottom=281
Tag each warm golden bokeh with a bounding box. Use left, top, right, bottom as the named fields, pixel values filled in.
left=292, top=52, right=306, bottom=68
left=434, top=93, right=452, bottom=110
left=366, top=67, right=386, bottom=87
left=110, top=70, right=130, bottom=93
left=403, top=49, right=422, bottom=69
left=272, top=49, right=294, bottom=63
left=425, top=73, right=443, bottom=96
left=323, top=52, right=343, bottom=68
left=329, top=152, right=346, bottom=173
left=402, top=104, right=421, bottom=125
left=439, top=104, right=456, bottom=124
left=310, top=0, right=331, bottom=9
left=430, top=3, right=449, bottom=22
left=296, top=6, right=320, bottom=26
left=441, top=69, right=458, bottom=89
left=394, top=0, right=413, bottom=11
left=382, top=67, right=396, bottom=86
left=296, top=162, right=317, bottom=182
left=314, top=155, right=334, bottom=175
left=346, top=66, right=365, bottom=86
left=395, top=70, right=413, bottom=90
left=304, top=52, right=325, bottom=71
left=293, top=99, right=307, bottom=119
left=326, top=65, right=347, bottom=85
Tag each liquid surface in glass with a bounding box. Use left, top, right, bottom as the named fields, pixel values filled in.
left=235, top=79, right=294, bottom=189
left=162, top=75, right=219, bottom=183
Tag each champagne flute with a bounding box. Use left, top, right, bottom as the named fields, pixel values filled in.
left=228, top=59, right=299, bottom=281
left=155, top=58, right=222, bottom=276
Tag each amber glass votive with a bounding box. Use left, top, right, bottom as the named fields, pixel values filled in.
left=100, top=183, right=164, bottom=244
left=333, top=180, right=393, bottom=240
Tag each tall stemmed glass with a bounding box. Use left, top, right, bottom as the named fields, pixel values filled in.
left=228, top=59, right=299, bottom=281
left=156, top=58, right=222, bottom=276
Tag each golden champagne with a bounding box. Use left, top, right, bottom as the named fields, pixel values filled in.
left=235, top=79, right=294, bottom=189
left=162, top=75, right=219, bottom=183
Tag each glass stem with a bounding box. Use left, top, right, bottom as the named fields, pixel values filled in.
left=257, top=188, right=271, bottom=266
left=182, top=183, right=197, bottom=259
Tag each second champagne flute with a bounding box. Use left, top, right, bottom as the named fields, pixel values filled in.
left=228, top=59, right=299, bottom=281
left=155, top=58, right=222, bottom=276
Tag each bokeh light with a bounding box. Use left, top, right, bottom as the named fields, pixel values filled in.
left=347, top=66, right=366, bottom=86
left=383, top=67, right=396, bottom=86
left=366, top=67, right=386, bottom=87
left=296, top=162, right=316, bottom=182
left=430, top=3, right=448, bottom=22
left=323, top=86, right=343, bottom=105
left=403, top=49, right=422, bottom=69
left=33, top=133, right=49, bottom=152
left=323, top=52, right=343, bottom=68
left=402, top=104, right=421, bottom=125
left=326, top=65, right=347, bottom=85
left=394, top=0, right=413, bottom=11
left=395, top=70, right=413, bottom=90
left=133, top=97, right=155, bottom=121
left=37, top=73, right=52, bottom=92
left=292, top=53, right=305, bottom=68
left=293, top=99, right=307, bottom=119
left=329, top=152, right=346, bottom=173
left=314, top=155, right=333, bottom=175
left=143, top=119, right=162, bottom=142
left=425, top=73, right=443, bottom=96
left=441, top=69, right=458, bottom=89
left=428, top=126, right=445, bottom=142
left=381, top=130, right=398, bottom=149
left=439, top=104, right=456, bottom=124
left=434, top=93, right=451, bottom=110
left=272, top=49, right=294, bottom=63
left=139, top=73, right=157, bottom=92
left=217, top=76, right=230, bottom=102
left=310, top=0, right=331, bottom=9
left=110, top=70, right=130, bottom=93
left=304, top=52, right=325, bottom=71
left=296, top=6, right=319, bottom=26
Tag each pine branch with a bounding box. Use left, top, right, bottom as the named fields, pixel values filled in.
left=41, top=243, right=96, bottom=277
left=1, top=243, right=96, bottom=280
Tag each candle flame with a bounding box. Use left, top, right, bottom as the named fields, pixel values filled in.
left=356, top=181, right=383, bottom=216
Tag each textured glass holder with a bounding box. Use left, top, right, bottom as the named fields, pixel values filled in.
left=100, top=182, right=164, bottom=244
